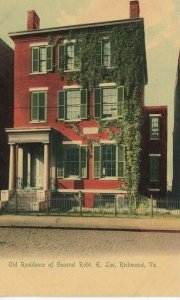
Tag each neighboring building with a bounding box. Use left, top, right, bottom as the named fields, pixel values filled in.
left=4, top=0, right=167, bottom=211
left=173, top=52, right=180, bottom=196
left=141, top=106, right=167, bottom=197
left=0, top=39, right=14, bottom=189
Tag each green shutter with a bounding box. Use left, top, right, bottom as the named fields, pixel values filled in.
left=81, top=146, right=88, bottom=178
left=31, top=93, right=38, bottom=121
left=118, top=144, right=125, bottom=178
left=32, top=47, right=39, bottom=72
left=57, top=144, right=64, bottom=178
left=58, top=91, right=65, bottom=120
left=46, top=45, right=53, bottom=71
left=96, top=41, right=102, bottom=66
left=80, top=89, right=87, bottom=119
left=94, top=145, right=101, bottom=178
left=94, top=88, right=102, bottom=119
left=117, top=86, right=124, bottom=117
left=58, top=45, right=65, bottom=70
left=74, top=42, right=81, bottom=69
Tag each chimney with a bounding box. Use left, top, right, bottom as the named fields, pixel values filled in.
left=130, top=1, right=140, bottom=18
left=27, top=10, right=40, bottom=30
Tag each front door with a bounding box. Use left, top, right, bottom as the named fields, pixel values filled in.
left=31, top=145, right=44, bottom=189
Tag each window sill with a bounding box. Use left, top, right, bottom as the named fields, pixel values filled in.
left=30, top=72, right=47, bottom=75
left=30, top=121, right=47, bottom=124
left=150, top=138, right=160, bottom=141
left=57, top=119, right=82, bottom=123
left=99, top=177, right=119, bottom=181
left=61, top=177, right=81, bottom=181
left=101, top=117, right=119, bottom=121
left=64, top=69, right=80, bottom=73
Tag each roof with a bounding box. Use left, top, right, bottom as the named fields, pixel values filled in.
left=9, top=17, right=143, bottom=38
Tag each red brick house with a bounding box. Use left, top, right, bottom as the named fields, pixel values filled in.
left=0, top=39, right=14, bottom=189
left=5, top=1, right=167, bottom=210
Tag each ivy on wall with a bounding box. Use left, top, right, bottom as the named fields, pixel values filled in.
left=50, top=21, right=146, bottom=202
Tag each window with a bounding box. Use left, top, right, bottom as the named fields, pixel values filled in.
left=58, top=42, right=80, bottom=71
left=149, top=155, right=160, bottom=181
left=94, top=86, right=124, bottom=119
left=96, top=40, right=112, bottom=67
left=94, top=144, right=125, bottom=178
left=31, top=45, right=53, bottom=73
left=57, top=144, right=87, bottom=178
left=150, top=116, right=160, bottom=139
left=58, top=89, right=87, bottom=121
left=31, top=91, right=46, bottom=122
left=94, top=194, right=115, bottom=208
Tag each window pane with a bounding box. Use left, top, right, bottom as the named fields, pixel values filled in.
left=66, top=90, right=80, bottom=120
left=102, top=88, right=117, bottom=118
left=102, top=145, right=116, bottom=177
left=150, top=117, right=160, bottom=139
left=103, top=41, right=110, bottom=67
left=66, top=44, right=74, bottom=70
left=65, top=146, right=80, bottom=177
left=39, top=107, right=45, bottom=121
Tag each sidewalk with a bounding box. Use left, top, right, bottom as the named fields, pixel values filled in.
left=0, top=214, right=180, bottom=232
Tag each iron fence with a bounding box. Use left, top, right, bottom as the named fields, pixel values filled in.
left=1, top=192, right=180, bottom=217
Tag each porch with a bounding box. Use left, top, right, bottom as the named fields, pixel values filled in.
left=6, top=127, right=59, bottom=191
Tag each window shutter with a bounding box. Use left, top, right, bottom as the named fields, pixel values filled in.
left=81, top=146, right=88, bottom=178
left=57, top=144, right=64, bottom=178
left=80, top=89, right=87, bottom=119
left=39, top=92, right=46, bottom=121
left=58, top=91, right=65, bottom=120
left=58, top=45, right=65, bottom=70
left=31, top=93, right=38, bottom=121
left=94, top=88, right=102, bottom=118
left=96, top=41, right=102, bottom=66
left=32, top=47, right=39, bottom=72
left=117, top=86, right=124, bottom=117
left=46, top=45, right=53, bottom=71
left=94, top=145, right=101, bottom=178
left=118, top=144, right=125, bottom=178
left=74, top=42, right=81, bottom=69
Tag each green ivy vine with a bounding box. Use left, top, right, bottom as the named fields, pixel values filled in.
left=50, top=21, right=146, bottom=203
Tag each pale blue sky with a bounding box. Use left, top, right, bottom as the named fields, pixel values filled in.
left=0, top=0, right=178, bottom=187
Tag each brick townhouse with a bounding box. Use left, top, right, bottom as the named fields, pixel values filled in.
left=4, top=0, right=167, bottom=211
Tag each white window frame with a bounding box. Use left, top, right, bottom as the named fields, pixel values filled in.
left=30, top=91, right=47, bottom=123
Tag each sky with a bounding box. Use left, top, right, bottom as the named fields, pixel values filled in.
left=0, top=0, right=179, bottom=187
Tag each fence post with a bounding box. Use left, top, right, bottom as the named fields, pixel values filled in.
left=114, top=195, right=117, bottom=217
left=46, top=192, right=49, bottom=216
left=151, top=194, right=153, bottom=218
left=79, top=191, right=82, bottom=216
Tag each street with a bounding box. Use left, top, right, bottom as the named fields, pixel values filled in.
left=0, top=228, right=180, bottom=258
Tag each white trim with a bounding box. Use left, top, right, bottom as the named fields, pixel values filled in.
left=6, top=128, right=52, bottom=133
left=148, top=188, right=160, bottom=192
left=149, top=114, right=161, bottom=117
left=64, top=39, right=76, bottom=44
left=29, top=87, right=48, bottom=91
left=29, top=121, right=47, bottom=124
left=99, top=83, right=116, bottom=87
left=57, top=189, right=127, bottom=194
left=62, top=141, right=82, bottom=145
left=63, top=85, right=82, bottom=90
left=30, top=72, right=47, bottom=75
left=149, top=154, right=161, bottom=157
left=30, top=42, right=48, bottom=47
left=100, top=140, right=116, bottom=144
left=99, top=177, right=118, bottom=181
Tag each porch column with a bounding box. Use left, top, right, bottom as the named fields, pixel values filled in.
left=9, top=144, right=15, bottom=190
left=43, top=143, right=49, bottom=190
left=17, top=147, right=23, bottom=188
left=27, top=151, right=31, bottom=187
